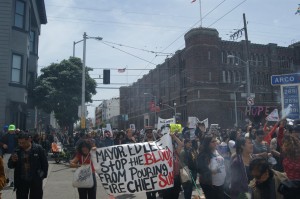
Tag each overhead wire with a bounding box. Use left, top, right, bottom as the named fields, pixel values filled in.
left=100, top=42, right=157, bottom=66
left=101, top=40, right=173, bottom=55
left=207, top=0, right=248, bottom=28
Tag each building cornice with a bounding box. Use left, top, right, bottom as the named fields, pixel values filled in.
left=36, top=0, right=47, bottom=24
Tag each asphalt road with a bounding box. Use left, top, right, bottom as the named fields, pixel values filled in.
left=2, top=159, right=203, bottom=199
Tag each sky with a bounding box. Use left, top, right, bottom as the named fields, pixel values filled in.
left=39, top=0, right=300, bottom=118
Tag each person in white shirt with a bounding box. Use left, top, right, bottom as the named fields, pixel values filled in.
left=197, top=134, right=226, bottom=199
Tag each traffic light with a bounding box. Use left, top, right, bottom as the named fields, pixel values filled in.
left=175, top=113, right=181, bottom=124
left=103, top=69, right=110, bottom=84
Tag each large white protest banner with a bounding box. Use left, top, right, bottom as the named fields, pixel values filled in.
left=91, top=134, right=174, bottom=196
left=157, top=117, right=176, bottom=130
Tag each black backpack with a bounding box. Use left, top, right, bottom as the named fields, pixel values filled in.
left=278, top=180, right=300, bottom=199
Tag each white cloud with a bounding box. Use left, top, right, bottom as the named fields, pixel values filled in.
left=39, top=0, right=300, bottom=117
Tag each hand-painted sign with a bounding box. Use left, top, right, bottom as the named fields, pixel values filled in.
left=157, top=117, right=176, bottom=130
left=244, top=106, right=277, bottom=117
left=91, top=134, right=174, bottom=196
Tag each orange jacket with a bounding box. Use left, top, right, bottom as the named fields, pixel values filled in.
left=51, top=142, right=59, bottom=152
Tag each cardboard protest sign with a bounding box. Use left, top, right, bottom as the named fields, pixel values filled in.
left=91, top=134, right=174, bottom=196
left=170, top=124, right=182, bottom=134
left=266, top=109, right=279, bottom=121
left=202, top=118, right=209, bottom=129
left=157, top=117, right=175, bottom=130
left=188, top=117, right=198, bottom=129
left=129, top=124, right=136, bottom=131
left=106, top=124, right=113, bottom=137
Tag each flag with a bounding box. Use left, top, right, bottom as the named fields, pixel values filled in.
left=266, top=109, right=279, bottom=122
left=118, top=68, right=126, bottom=73
left=296, top=4, right=300, bottom=15
left=191, top=0, right=197, bottom=3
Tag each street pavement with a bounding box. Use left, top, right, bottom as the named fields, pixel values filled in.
left=2, top=159, right=204, bottom=199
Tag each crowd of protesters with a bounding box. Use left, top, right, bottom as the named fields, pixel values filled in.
left=0, top=117, right=300, bottom=199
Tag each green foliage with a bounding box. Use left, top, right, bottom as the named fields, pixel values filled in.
left=31, top=57, right=97, bottom=128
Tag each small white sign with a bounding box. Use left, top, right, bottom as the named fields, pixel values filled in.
left=247, top=97, right=255, bottom=106
left=266, top=109, right=279, bottom=121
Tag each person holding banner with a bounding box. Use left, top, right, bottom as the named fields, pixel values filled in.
left=70, top=140, right=97, bottom=199
left=144, top=128, right=157, bottom=199
left=162, top=133, right=183, bottom=199
left=180, top=139, right=197, bottom=199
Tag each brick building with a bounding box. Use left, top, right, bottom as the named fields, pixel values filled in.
left=120, top=27, right=300, bottom=129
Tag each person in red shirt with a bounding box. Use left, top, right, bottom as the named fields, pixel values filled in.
left=70, top=140, right=96, bottom=199
left=281, top=134, right=300, bottom=180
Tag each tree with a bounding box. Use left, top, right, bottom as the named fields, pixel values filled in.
left=31, top=57, right=97, bottom=133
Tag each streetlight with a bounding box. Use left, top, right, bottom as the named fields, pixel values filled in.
left=78, top=32, right=103, bottom=130
left=73, top=35, right=102, bottom=57
left=144, top=93, right=157, bottom=127
left=234, top=84, right=244, bottom=127
left=161, top=102, right=176, bottom=117
left=227, top=55, right=251, bottom=98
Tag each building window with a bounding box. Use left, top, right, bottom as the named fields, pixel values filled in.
left=14, top=0, right=25, bottom=29
left=208, top=51, right=211, bottom=60
left=11, top=54, right=22, bottom=83
left=208, top=72, right=212, bottom=81
left=30, top=30, right=35, bottom=53
left=227, top=71, right=231, bottom=83
left=221, top=51, right=225, bottom=64
left=222, top=71, right=226, bottom=83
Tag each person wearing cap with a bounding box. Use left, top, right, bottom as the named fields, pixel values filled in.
left=143, top=128, right=155, bottom=142
left=0, top=124, right=18, bottom=187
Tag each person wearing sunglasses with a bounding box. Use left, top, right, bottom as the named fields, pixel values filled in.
left=248, top=157, right=288, bottom=199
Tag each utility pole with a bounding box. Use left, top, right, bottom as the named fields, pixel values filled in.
left=229, top=13, right=251, bottom=98
left=81, top=32, right=87, bottom=129
left=243, top=13, right=251, bottom=98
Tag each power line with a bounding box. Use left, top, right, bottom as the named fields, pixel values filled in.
left=92, top=67, right=151, bottom=70
left=100, top=42, right=157, bottom=66
left=46, top=4, right=195, bottom=19
left=207, top=0, right=248, bottom=28
left=47, top=16, right=187, bottom=30
left=101, top=40, right=173, bottom=56
left=160, top=0, right=227, bottom=53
